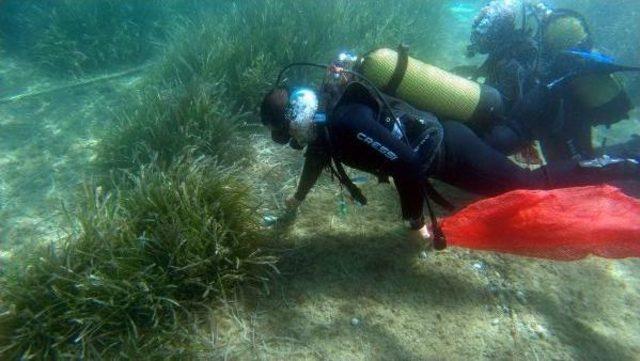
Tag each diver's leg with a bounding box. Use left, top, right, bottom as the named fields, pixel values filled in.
left=595, top=135, right=640, bottom=160
left=434, top=121, right=639, bottom=196
left=481, top=124, right=526, bottom=155
left=544, top=158, right=640, bottom=188
left=435, top=121, right=546, bottom=195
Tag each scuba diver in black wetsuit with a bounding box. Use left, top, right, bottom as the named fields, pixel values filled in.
left=261, top=74, right=640, bottom=248
left=462, top=1, right=640, bottom=163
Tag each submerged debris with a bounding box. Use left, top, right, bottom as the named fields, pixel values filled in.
left=350, top=317, right=361, bottom=327
left=0, top=250, right=11, bottom=262
left=262, top=214, right=279, bottom=227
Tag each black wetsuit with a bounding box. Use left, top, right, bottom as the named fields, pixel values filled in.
left=292, top=97, right=639, bottom=226
left=475, top=34, right=636, bottom=161
left=483, top=77, right=635, bottom=161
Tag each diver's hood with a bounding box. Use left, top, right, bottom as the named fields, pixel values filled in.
left=469, top=1, right=517, bottom=55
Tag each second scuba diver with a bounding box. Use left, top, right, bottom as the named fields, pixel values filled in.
left=464, top=1, right=639, bottom=163
left=261, top=63, right=640, bottom=248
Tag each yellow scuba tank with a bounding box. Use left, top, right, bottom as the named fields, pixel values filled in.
left=357, top=47, right=503, bottom=122
left=543, top=10, right=629, bottom=113
left=571, top=73, right=627, bottom=110
left=542, top=13, right=590, bottom=55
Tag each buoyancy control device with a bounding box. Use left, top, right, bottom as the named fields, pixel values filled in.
left=541, top=9, right=633, bottom=118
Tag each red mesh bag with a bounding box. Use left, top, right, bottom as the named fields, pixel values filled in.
left=440, top=185, right=640, bottom=260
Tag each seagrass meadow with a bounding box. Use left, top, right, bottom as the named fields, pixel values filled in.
left=0, top=0, right=639, bottom=359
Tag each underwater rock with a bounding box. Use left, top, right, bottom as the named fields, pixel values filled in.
left=500, top=304, right=511, bottom=315
left=531, top=323, right=549, bottom=339
left=472, top=261, right=486, bottom=272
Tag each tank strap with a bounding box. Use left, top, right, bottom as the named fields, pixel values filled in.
left=383, top=44, right=410, bottom=97
left=424, top=181, right=455, bottom=213
left=423, top=182, right=448, bottom=251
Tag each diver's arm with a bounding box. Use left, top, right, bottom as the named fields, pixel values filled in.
left=337, top=103, right=427, bottom=227
left=292, top=143, right=329, bottom=202
left=355, top=116, right=432, bottom=244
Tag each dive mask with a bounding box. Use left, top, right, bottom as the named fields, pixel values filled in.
left=286, top=88, right=325, bottom=146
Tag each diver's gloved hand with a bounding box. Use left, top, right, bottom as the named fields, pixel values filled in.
left=273, top=196, right=301, bottom=229
left=285, top=196, right=302, bottom=210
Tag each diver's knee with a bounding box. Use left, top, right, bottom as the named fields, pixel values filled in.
left=442, top=120, right=474, bottom=139
left=483, top=125, right=524, bottom=155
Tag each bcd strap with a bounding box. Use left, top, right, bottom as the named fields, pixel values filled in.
left=322, top=127, right=368, bottom=205
left=422, top=182, right=448, bottom=250
left=333, top=160, right=368, bottom=205
left=383, top=44, right=410, bottom=97
left=424, top=181, right=455, bottom=212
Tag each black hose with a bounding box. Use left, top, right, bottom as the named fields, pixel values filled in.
left=275, top=62, right=329, bottom=86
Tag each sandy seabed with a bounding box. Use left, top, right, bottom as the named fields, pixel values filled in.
left=187, top=135, right=640, bottom=361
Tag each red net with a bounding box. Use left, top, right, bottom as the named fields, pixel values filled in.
left=440, top=185, right=640, bottom=261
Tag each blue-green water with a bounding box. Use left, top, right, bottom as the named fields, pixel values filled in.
left=0, top=1, right=639, bottom=359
